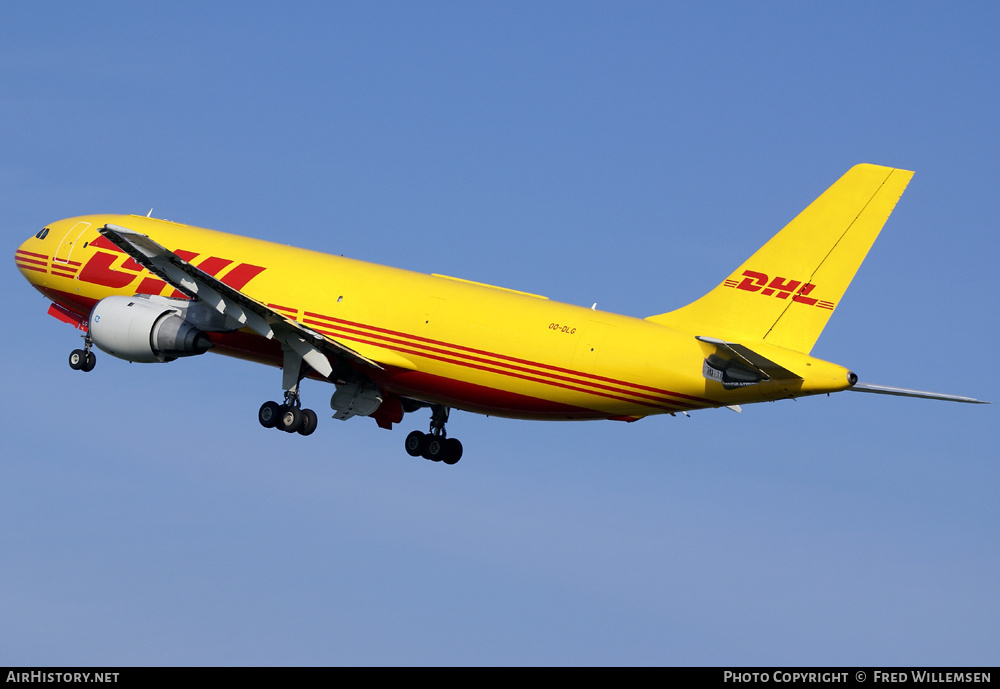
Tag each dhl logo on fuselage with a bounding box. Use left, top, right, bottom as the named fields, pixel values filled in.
left=723, top=270, right=835, bottom=310
left=61, top=234, right=266, bottom=296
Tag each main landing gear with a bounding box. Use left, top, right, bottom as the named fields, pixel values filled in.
left=404, top=405, right=463, bottom=465
left=257, top=342, right=318, bottom=436
left=258, top=392, right=318, bottom=436
left=257, top=376, right=319, bottom=435
left=68, top=336, right=96, bottom=372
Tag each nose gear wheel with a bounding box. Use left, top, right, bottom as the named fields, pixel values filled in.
left=68, top=335, right=96, bottom=372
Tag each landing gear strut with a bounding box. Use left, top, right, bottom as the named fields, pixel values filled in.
left=68, top=335, right=96, bottom=372
left=258, top=342, right=319, bottom=436
left=404, top=405, right=463, bottom=465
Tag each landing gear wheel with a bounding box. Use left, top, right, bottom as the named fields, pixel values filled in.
left=409, top=405, right=464, bottom=464
left=258, top=401, right=281, bottom=428
left=298, top=408, right=318, bottom=436
left=278, top=406, right=304, bottom=433
left=81, top=351, right=96, bottom=372
left=69, top=349, right=85, bottom=370
left=443, top=438, right=463, bottom=465
left=424, top=436, right=447, bottom=462
left=405, top=430, right=427, bottom=457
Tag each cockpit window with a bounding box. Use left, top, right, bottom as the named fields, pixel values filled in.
left=35, top=227, right=50, bottom=239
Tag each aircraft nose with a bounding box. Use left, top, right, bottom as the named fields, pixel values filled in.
left=15, top=226, right=52, bottom=276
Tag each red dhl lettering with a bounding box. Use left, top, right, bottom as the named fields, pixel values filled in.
left=78, top=251, right=137, bottom=288
left=736, top=270, right=768, bottom=292
left=761, top=276, right=801, bottom=298
left=729, top=270, right=825, bottom=309
left=76, top=238, right=266, bottom=293
left=792, top=283, right=818, bottom=306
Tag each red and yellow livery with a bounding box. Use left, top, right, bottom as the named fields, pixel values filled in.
left=15, top=164, right=987, bottom=464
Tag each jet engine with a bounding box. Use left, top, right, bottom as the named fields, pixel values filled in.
left=89, top=295, right=212, bottom=363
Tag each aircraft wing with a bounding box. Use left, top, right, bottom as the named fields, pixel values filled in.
left=99, top=224, right=382, bottom=379
left=848, top=382, right=989, bottom=404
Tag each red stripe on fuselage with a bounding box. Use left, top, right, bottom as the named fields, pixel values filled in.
left=200, top=328, right=614, bottom=419
left=375, top=368, right=615, bottom=419
left=306, top=323, right=690, bottom=412
left=16, top=255, right=49, bottom=269
left=302, top=311, right=714, bottom=405
left=303, top=318, right=693, bottom=411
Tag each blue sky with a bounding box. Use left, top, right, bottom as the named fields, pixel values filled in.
left=2, top=2, right=996, bottom=665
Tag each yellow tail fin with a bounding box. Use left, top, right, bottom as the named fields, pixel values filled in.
left=646, top=164, right=914, bottom=353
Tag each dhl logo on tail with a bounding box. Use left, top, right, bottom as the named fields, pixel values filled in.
left=724, top=271, right=835, bottom=310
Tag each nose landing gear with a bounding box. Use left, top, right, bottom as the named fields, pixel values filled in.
left=68, top=336, right=96, bottom=372
left=404, top=405, right=463, bottom=465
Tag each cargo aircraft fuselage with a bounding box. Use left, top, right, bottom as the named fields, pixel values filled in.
left=15, top=165, right=987, bottom=464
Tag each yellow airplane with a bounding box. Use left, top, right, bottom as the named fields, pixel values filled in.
left=14, top=164, right=987, bottom=464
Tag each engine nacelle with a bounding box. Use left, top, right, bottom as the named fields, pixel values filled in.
left=90, top=296, right=212, bottom=363
left=331, top=381, right=383, bottom=420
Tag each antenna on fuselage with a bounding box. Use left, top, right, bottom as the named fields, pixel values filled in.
left=146, top=209, right=153, bottom=217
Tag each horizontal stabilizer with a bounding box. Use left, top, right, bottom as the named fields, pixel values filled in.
left=849, top=382, right=989, bottom=404
left=696, top=336, right=801, bottom=381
